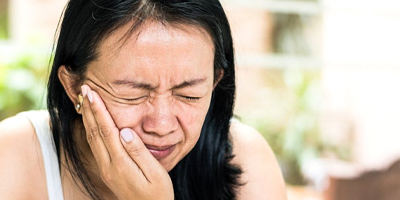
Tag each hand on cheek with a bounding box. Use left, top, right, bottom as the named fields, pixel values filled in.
left=80, top=85, right=174, bottom=200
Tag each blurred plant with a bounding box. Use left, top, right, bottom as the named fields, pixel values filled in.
left=279, top=69, right=323, bottom=185
left=253, top=8, right=329, bottom=185
left=246, top=69, right=351, bottom=185
left=0, top=54, right=49, bottom=120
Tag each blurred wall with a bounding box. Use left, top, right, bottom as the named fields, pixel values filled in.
left=9, top=0, right=67, bottom=46
left=321, top=0, right=400, bottom=171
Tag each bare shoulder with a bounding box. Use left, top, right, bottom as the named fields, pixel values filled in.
left=0, top=114, right=47, bottom=199
left=230, top=121, right=287, bottom=200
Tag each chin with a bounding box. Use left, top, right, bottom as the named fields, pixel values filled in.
left=161, top=161, right=177, bottom=172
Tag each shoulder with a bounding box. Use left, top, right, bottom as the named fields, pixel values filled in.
left=0, top=113, right=47, bottom=199
left=230, top=121, right=287, bottom=200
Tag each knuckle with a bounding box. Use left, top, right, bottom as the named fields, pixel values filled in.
left=87, top=126, right=99, bottom=145
left=90, top=126, right=99, bottom=135
left=98, top=124, right=112, bottom=139
left=127, top=145, right=142, bottom=158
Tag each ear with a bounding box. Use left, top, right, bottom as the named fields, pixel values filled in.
left=58, top=65, right=82, bottom=113
left=213, top=69, right=224, bottom=89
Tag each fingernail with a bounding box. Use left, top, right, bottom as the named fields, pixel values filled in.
left=87, top=91, right=93, bottom=103
left=81, top=85, right=87, bottom=97
left=121, top=129, right=134, bottom=143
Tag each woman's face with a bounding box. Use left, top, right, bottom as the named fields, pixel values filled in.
left=83, top=21, right=215, bottom=171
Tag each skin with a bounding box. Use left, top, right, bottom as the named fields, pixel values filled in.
left=0, top=21, right=287, bottom=199
left=79, top=21, right=215, bottom=172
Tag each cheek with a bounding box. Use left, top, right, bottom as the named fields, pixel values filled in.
left=177, top=99, right=211, bottom=137
left=104, top=102, right=144, bottom=129
left=178, top=107, right=206, bottom=129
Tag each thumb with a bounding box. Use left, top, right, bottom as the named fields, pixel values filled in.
left=119, top=128, right=164, bottom=177
left=120, top=128, right=147, bottom=158
left=120, top=128, right=135, bottom=143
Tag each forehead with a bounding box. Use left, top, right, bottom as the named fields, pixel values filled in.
left=87, top=20, right=215, bottom=86
left=97, top=20, right=214, bottom=60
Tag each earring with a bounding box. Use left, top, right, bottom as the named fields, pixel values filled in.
left=76, top=94, right=83, bottom=112
left=75, top=103, right=81, bottom=111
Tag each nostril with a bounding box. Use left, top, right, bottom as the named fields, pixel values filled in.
left=142, top=112, right=178, bottom=136
left=142, top=98, right=179, bottom=136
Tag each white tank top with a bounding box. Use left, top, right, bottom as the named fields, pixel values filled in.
left=18, top=110, right=64, bottom=200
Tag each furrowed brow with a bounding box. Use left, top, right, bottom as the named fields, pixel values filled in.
left=112, top=77, right=208, bottom=90
left=172, top=78, right=207, bottom=90
left=112, top=79, right=155, bottom=90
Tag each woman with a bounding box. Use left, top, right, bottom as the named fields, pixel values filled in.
left=0, top=0, right=286, bottom=199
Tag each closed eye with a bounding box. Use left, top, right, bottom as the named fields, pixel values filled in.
left=177, top=95, right=201, bottom=101
left=121, top=96, right=147, bottom=102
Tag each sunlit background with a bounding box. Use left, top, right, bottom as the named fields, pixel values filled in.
left=1, top=0, right=400, bottom=199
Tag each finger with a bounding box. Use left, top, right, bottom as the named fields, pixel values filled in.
left=120, top=128, right=167, bottom=181
left=88, top=89, right=126, bottom=160
left=81, top=85, right=110, bottom=164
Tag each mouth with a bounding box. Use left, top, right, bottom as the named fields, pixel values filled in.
left=145, top=144, right=176, bottom=160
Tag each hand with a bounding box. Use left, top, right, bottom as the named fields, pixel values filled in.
left=80, top=85, right=174, bottom=200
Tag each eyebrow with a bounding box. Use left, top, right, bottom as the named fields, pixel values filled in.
left=112, top=79, right=155, bottom=90
left=112, top=77, right=208, bottom=90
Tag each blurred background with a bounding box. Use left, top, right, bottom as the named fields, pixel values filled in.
left=1, top=0, right=400, bottom=199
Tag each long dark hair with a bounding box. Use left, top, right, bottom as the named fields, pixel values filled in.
left=47, top=0, right=241, bottom=199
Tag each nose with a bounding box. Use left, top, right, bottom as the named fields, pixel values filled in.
left=142, top=97, right=178, bottom=136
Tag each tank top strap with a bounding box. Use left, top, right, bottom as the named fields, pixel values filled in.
left=18, top=110, right=64, bottom=200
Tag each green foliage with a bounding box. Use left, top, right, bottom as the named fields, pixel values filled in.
left=242, top=69, right=350, bottom=185
left=0, top=8, right=9, bottom=39
left=0, top=54, right=48, bottom=120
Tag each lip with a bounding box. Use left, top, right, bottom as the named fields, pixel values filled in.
left=145, top=144, right=176, bottom=160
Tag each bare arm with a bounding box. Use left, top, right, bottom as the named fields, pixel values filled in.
left=0, top=115, right=47, bottom=199
left=231, top=122, right=287, bottom=200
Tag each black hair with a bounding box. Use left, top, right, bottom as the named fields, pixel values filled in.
left=47, top=0, right=241, bottom=199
